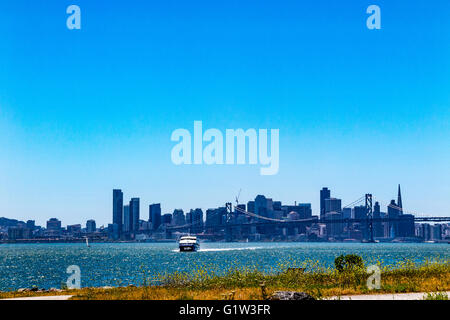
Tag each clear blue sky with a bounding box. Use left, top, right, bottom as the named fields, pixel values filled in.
left=0, top=1, right=449, bottom=227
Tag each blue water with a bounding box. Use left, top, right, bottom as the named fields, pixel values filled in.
left=0, top=242, right=448, bottom=291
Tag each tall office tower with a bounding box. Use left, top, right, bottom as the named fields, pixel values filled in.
left=86, top=219, right=96, bottom=233
left=373, top=201, right=383, bottom=238
left=26, top=220, right=35, bottom=230
left=46, top=218, right=62, bottom=232
left=320, top=187, right=331, bottom=218
left=129, top=198, right=140, bottom=232
left=324, top=211, right=343, bottom=238
left=432, top=224, right=443, bottom=240
left=149, top=203, right=162, bottom=230
left=324, top=198, right=342, bottom=214
left=352, top=205, right=366, bottom=219
left=247, top=201, right=255, bottom=213
left=205, top=207, right=226, bottom=232
left=172, top=209, right=185, bottom=226
left=112, top=189, right=123, bottom=236
left=162, top=213, right=172, bottom=225
left=387, top=199, right=401, bottom=238
left=254, top=195, right=268, bottom=216
left=273, top=201, right=282, bottom=211
left=397, top=184, right=403, bottom=211
left=398, top=214, right=415, bottom=237
left=123, top=205, right=130, bottom=232
left=192, top=208, right=204, bottom=233
left=298, top=203, right=312, bottom=219
left=342, top=207, right=352, bottom=219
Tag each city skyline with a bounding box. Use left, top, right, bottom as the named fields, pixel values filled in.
left=0, top=184, right=441, bottom=229
left=2, top=185, right=449, bottom=243
left=1, top=1, right=449, bottom=226
left=0, top=183, right=449, bottom=228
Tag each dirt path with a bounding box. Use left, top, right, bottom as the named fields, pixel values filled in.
left=329, top=291, right=450, bottom=300
left=1, top=295, right=73, bottom=300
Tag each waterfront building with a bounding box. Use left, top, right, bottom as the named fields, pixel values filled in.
left=149, top=203, right=162, bottom=230
left=86, top=219, right=96, bottom=233
left=324, top=211, right=344, bottom=239
left=162, top=213, right=172, bottom=225
left=247, top=201, right=255, bottom=213
left=26, top=220, right=35, bottom=230
left=342, top=207, right=352, bottom=219
left=123, top=205, right=130, bottom=232
left=398, top=214, right=415, bottom=238
left=373, top=202, right=384, bottom=238
left=320, top=187, right=331, bottom=219
left=107, top=223, right=120, bottom=240
left=8, top=227, right=24, bottom=240
left=186, top=208, right=204, bottom=234
left=397, top=184, right=403, bottom=209
left=432, top=224, right=443, bottom=240
left=387, top=200, right=401, bottom=238
left=46, top=218, right=62, bottom=234
left=172, top=209, right=185, bottom=226
left=112, top=189, right=123, bottom=236
left=129, top=198, right=140, bottom=233
left=67, top=224, right=82, bottom=236
left=205, top=207, right=226, bottom=233
left=324, top=198, right=341, bottom=214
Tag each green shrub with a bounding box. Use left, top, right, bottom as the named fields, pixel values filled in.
left=334, top=254, right=365, bottom=273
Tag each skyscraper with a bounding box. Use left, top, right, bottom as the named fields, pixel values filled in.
left=86, top=219, right=96, bottom=233
left=123, top=205, right=130, bottom=232
left=149, top=203, right=162, bottom=230
left=129, top=198, right=140, bottom=233
left=112, top=189, right=123, bottom=236
left=397, top=184, right=403, bottom=210
left=324, top=198, right=342, bottom=214
left=172, top=209, right=185, bottom=226
left=320, top=187, right=331, bottom=219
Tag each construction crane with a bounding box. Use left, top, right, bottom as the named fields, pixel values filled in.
left=235, top=188, right=242, bottom=207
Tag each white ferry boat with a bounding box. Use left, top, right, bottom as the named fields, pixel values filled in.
left=178, top=236, right=200, bottom=252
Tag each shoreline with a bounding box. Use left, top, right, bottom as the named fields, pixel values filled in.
left=1, top=260, right=448, bottom=300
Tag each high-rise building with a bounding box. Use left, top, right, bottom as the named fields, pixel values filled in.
left=373, top=202, right=384, bottom=238
left=172, top=209, right=185, bottom=226
left=46, top=218, right=61, bottom=232
left=149, top=203, right=162, bottom=230
left=26, top=220, right=35, bottom=230
left=324, top=198, right=341, bottom=214
left=162, top=213, right=172, bottom=225
left=129, top=198, right=140, bottom=232
left=67, top=224, right=81, bottom=236
left=247, top=201, right=255, bottom=213
left=342, top=208, right=352, bottom=219
left=191, top=208, right=204, bottom=233
left=320, top=187, right=331, bottom=218
left=123, top=205, right=130, bottom=232
left=398, top=214, right=415, bottom=238
left=431, top=224, right=442, bottom=241
left=353, top=205, right=366, bottom=219
left=86, top=220, right=96, bottom=233
left=112, top=189, right=123, bottom=236
left=205, top=207, right=226, bottom=232
left=324, top=211, right=343, bottom=238
left=397, top=184, right=403, bottom=210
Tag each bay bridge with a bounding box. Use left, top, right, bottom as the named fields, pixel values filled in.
left=166, top=193, right=450, bottom=242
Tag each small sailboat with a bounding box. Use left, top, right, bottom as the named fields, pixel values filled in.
left=85, top=237, right=90, bottom=247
